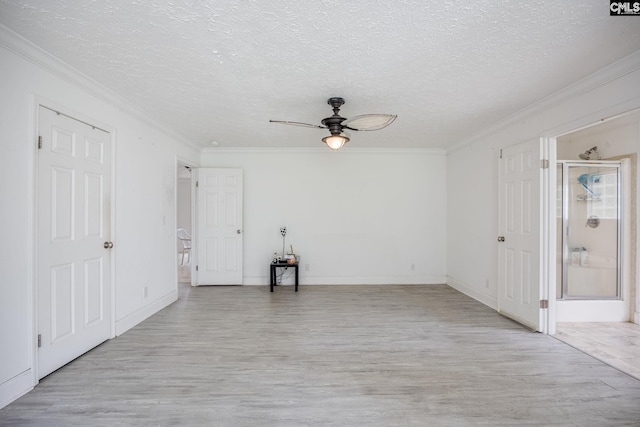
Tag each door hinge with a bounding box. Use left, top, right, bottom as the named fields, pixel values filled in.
left=539, top=299, right=549, bottom=309
left=196, top=181, right=199, bottom=188
left=499, top=149, right=503, bottom=159
left=541, top=159, right=549, bottom=169
left=37, top=136, right=42, bottom=150
left=37, top=334, right=42, bottom=348
left=196, top=265, right=199, bottom=271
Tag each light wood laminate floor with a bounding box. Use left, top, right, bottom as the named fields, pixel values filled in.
left=2, top=284, right=640, bottom=426
left=555, top=322, right=640, bottom=380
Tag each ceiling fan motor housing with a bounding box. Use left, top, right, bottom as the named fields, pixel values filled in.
left=322, top=97, right=347, bottom=135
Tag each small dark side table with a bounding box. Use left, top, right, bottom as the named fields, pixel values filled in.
left=270, top=262, right=299, bottom=292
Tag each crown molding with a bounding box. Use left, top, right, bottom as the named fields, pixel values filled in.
left=446, top=49, right=640, bottom=155
left=0, top=24, right=201, bottom=151
left=201, top=146, right=446, bottom=155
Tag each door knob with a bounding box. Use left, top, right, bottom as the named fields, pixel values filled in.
left=497, top=236, right=505, bottom=242
left=237, top=229, right=242, bottom=234
left=104, top=241, right=114, bottom=249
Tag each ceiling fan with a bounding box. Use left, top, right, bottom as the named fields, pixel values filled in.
left=269, top=97, right=397, bottom=150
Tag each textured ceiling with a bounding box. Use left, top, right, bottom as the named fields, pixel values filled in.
left=1, top=1, right=640, bottom=149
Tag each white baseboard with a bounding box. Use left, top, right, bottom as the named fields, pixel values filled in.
left=447, top=276, right=497, bottom=310
left=242, top=275, right=447, bottom=286
left=0, top=369, right=34, bottom=410
left=115, top=290, right=178, bottom=336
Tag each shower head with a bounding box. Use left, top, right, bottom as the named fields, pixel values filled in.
left=579, top=146, right=601, bottom=160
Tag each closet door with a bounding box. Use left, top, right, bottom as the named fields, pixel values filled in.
left=194, top=168, right=243, bottom=285
left=37, top=106, right=112, bottom=378
left=497, top=138, right=545, bottom=331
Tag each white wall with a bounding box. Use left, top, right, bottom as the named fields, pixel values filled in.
left=200, top=148, right=447, bottom=285
left=447, top=51, right=640, bottom=312
left=0, top=28, right=199, bottom=407
left=557, top=112, right=640, bottom=162
left=177, top=177, right=192, bottom=235
left=177, top=177, right=192, bottom=257
left=446, top=142, right=499, bottom=306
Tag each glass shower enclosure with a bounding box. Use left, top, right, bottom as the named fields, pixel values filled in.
left=556, top=161, right=622, bottom=300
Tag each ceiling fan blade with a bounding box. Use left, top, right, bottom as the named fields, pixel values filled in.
left=269, top=120, right=326, bottom=129
left=342, top=114, right=397, bottom=131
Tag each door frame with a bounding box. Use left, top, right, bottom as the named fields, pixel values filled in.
left=543, top=137, right=556, bottom=335
left=543, top=107, right=640, bottom=334
left=32, top=96, right=117, bottom=381
left=175, top=157, right=198, bottom=288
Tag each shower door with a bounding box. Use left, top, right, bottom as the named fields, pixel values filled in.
left=558, top=162, right=621, bottom=300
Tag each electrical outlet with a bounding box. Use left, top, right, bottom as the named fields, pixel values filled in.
left=144, top=286, right=149, bottom=299
left=411, top=264, right=415, bottom=271
left=485, top=279, right=489, bottom=288
left=305, top=264, right=310, bottom=272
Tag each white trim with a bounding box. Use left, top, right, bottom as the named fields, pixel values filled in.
left=201, top=147, right=446, bottom=155
left=447, top=277, right=498, bottom=310
left=28, top=95, right=38, bottom=397
left=0, top=24, right=200, bottom=151
left=190, top=167, right=197, bottom=286
left=109, top=128, right=118, bottom=340
left=623, top=158, right=632, bottom=322
left=174, top=156, right=198, bottom=290
left=545, top=137, right=558, bottom=335
left=447, top=50, right=640, bottom=154
left=115, top=291, right=178, bottom=336
left=0, top=370, right=34, bottom=410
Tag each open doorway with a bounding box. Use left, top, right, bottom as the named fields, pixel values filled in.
left=555, top=111, right=639, bottom=323
left=176, top=162, right=193, bottom=287
left=553, top=110, right=640, bottom=379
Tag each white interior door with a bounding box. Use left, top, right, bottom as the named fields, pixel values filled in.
left=498, top=139, right=546, bottom=331
left=195, top=168, right=243, bottom=285
left=37, top=106, right=112, bottom=378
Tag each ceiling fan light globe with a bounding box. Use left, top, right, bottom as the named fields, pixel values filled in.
left=322, top=135, right=349, bottom=150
